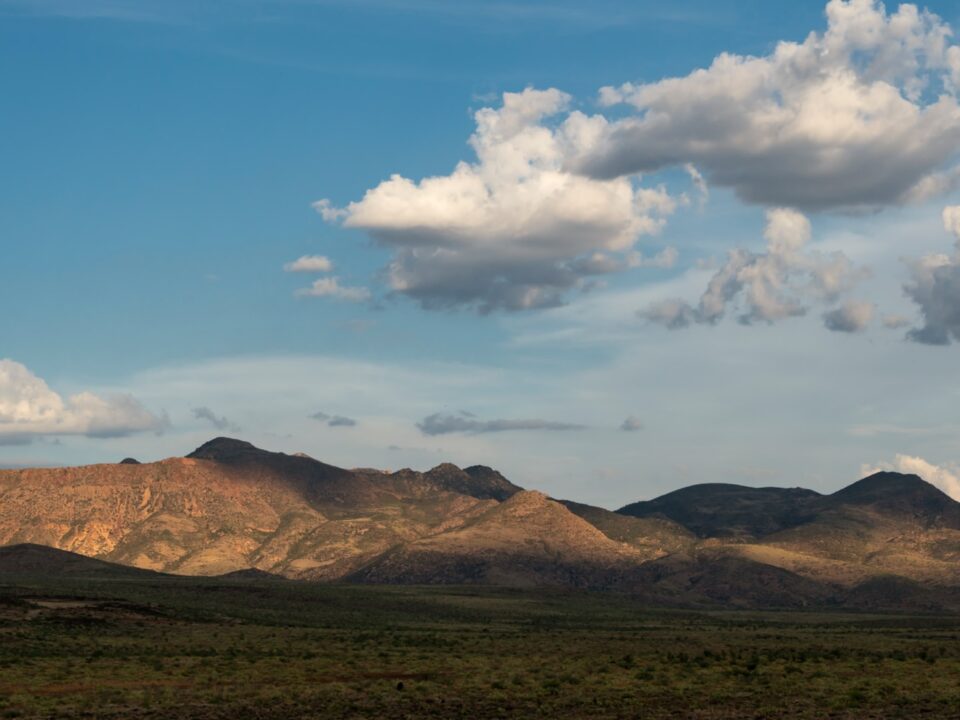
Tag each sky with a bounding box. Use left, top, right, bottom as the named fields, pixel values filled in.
left=4, top=0, right=960, bottom=508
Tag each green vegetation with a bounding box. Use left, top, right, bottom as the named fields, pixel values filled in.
left=0, top=576, right=958, bottom=719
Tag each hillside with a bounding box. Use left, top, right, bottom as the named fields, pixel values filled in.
left=827, top=472, right=960, bottom=527
left=0, top=438, right=499, bottom=579
left=349, top=491, right=648, bottom=587
left=0, top=543, right=164, bottom=579
left=0, top=438, right=958, bottom=605
left=618, top=483, right=822, bottom=538
left=749, top=473, right=960, bottom=586
left=558, top=498, right=695, bottom=556
left=617, top=471, right=960, bottom=588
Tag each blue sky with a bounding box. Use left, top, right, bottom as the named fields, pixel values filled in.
left=4, top=0, right=960, bottom=507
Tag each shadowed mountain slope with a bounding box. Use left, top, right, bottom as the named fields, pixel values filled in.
left=558, top=499, right=695, bottom=556
left=0, top=543, right=165, bottom=579
left=629, top=551, right=837, bottom=609
left=842, top=574, right=960, bottom=613
left=826, top=472, right=960, bottom=527
left=462, top=465, right=524, bottom=501
left=617, top=484, right=822, bottom=538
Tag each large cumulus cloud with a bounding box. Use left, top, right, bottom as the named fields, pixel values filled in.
left=578, top=0, right=960, bottom=211
left=0, top=359, right=165, bottom=440
left=317, top=88, right=680, bottom=313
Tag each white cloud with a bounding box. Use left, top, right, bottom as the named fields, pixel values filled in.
left=581, top=0, right=960, bottom=211
left=902, top=205, right=960, bottom=344
left=284, top=255, right=333, bottom=273
left=310, top=199, right=348, bottom=222
left=295, top=277, right=371, bottom=302
left=684, top=163, right=709, bottom=206
left=862, top=453, right=960, bottom=500
left=823, top=299, right=874, bottom=333
left=640, top=208, right=865, bottom=328
left=316, top=88, right=680, bottom=312
left=0, top=359, right=164, bottom=439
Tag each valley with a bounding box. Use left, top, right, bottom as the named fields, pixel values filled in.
left=0, top=569, right=959, bottom=719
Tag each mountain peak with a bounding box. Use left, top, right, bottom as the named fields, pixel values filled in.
left=829, top=471, right=960, bottom=525
left=186, top=437, right=268, bottom=462
left=423, top=462, right=523, bottom=501
left=499, top=489, right=550, bottom=514
left=835, top=471, right=933, bottom=499
left=428, top=462, right=463, bottom=474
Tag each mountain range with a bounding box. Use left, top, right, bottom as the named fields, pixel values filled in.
left=1, top=437, right=958, bottom=609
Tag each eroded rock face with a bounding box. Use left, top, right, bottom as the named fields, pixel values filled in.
left=0, top=439, right=512, bottom=580
left=348, top=490, right=657, bottom=587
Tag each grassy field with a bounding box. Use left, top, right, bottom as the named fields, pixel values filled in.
left=0, top=576, right=958, bottom=719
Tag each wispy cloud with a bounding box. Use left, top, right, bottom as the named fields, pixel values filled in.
left=1, top=0, right=721, bottom=29
left=192, top=406, right=240, bottom=433
left=302, top=0, right=720, bottom=28
left=284, top=255, right=333, bottom=273
left=295, top=277, right=370, bottom=302
left=847, top=423, right=958, bottom=438
left=417, top=412, right=583, bottom=436
left=620, top=416, right=643, bottom=432
left=311, top=411, right=357, bottom=428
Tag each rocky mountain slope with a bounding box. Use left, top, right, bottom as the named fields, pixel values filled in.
left=619, top=472, right=960, bottom=588
left=0, top=438, right=501, bottom=579
left=1, top=438, right=958, bottom=608
left=349, top=491, right=651, bottom=587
